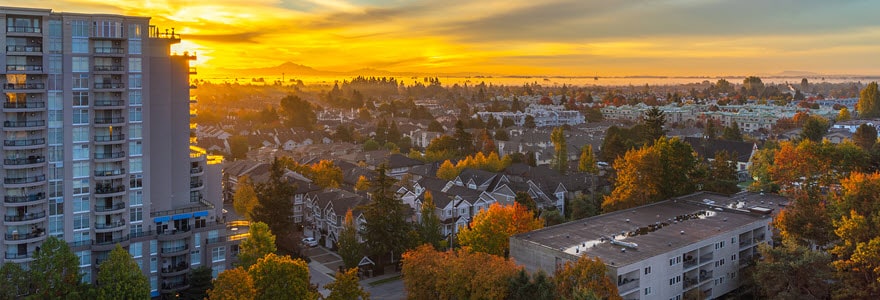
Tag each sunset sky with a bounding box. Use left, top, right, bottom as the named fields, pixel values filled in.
left=17, top=0, right=880, bottom=76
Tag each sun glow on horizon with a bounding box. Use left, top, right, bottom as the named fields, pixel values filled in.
left=12, top=0, right=880, bottom=77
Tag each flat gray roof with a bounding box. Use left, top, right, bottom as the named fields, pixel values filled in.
left=512, top=192, right=785, bottom=267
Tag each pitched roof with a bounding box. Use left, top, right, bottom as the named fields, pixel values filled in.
left=683, top=137, right=755, bottom=163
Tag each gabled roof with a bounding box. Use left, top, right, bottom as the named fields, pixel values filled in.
left=683, top=137, right=756, bottom=163
left=457, top=169, right=498, bottom=187
left=386, top=153, right=424, bottom=169
left=224, top=160, right=267, bottom=178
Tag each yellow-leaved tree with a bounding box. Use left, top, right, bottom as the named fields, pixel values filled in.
left=457, top=202, right=543, bottom=257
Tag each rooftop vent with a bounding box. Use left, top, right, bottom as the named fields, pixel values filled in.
left=625, top=219, right=630, bottom=223
left=621, top=248, right=626, bottom=253
left=680, top=230, right=685, bottom=235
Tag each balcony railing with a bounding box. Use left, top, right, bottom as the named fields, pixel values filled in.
left=190, top=166, right=203, bottom=174
left=94, top=117, right=125, bottom=124
left=161, top=262, right=190, bottom=274
left=4, top=174, right=46, bottom=184
left=3, top=83, right=45, bottom=90
left=94, top=65, right=124, bottom=72
left=94, top=134, right=125, bottom=142
left=4, top=101, right=45, bottom=109
left=94, top=151, right=126, bottom=159
left=6, top=65, right=43, bottom=72
left=94, top=100, right=124, bottom=107
left=190, top=181, right=204, bottom=189
left=95, top=168, right=126, bottom=177
left=4, top=120, right=45, bottom=127
left=161, top=244, right=189, bottom=254
left=4, top=138, right=45, bottom=147
left=94, top=83, right=125, bottom=89
left=94, top=47, right=124, bottom=54
left=94, top=234, right=129, bottom=245
left=95, top=222, right=126, bottom=230
left=4, top=252, right=32, bottom=259
left=6, top=26, right=41, bottom=33
left=4, top=192, right=46, bottom=203
left=699, top=270, right=713, bottom=283
left=95, top=185, right=125, bottom=195
left=6, top=45, right=42, bottom=52
left=95, top=202, right=125, bottom=212
left=4, top=231, right=43, bottom=241
left=4, top=211, right=46, bottom=222
left=617, top=278, right=640, bottom=293
left=4, top=156, right=45, bottom=165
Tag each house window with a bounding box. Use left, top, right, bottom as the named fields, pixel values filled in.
left=644, top=266, right=652, bottom=275
left=212, top=247, right=226, bottom=262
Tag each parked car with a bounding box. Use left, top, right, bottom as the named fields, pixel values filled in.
left=302, top=237, right=318, bottom=247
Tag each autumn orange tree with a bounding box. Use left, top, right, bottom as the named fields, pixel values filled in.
left=553, top=255, right=621, bottom=300
left=307, top=160, right=343, bottom=189
left=208, top=267, right=256, bottom=300
left=602, top=146, right=662, bottom=211
left=435, top=152, right=511, bottom=180
left=457, top=202, right=543, bottom=257
left=828, top=172, right=880, bottom=298
left=324, top=268, right=370, bottom=300
left=401, top=244, right=521, bottom=300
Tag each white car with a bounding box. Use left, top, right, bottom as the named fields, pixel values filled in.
left=302, top=237, right=318, bottom=247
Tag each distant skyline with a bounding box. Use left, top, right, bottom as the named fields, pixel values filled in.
left=18, top=0, right=880, bottom=76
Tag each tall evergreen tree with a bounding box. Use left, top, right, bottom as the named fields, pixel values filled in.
left=857, top=82, right=880, bottom=118
left=96, top=245, right=150, bottom=300
left=252, top=157, right=296, bottom=238
left=453, top=120, right=474, bottom=155
left=362, top=164, right=413, bottom=265
left=417, top=192, right=443, bottom=249
left=180, top=266, right=213, bottom=300
left=853, top=123, right=878, bottom=151
left=643, top=107, right=666, bottom=144
left=721, top=122, right=743, bottom=141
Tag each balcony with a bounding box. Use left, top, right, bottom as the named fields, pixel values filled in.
left=95, top=185, right=126, bottom=195
left=4, top=120, right=45, bottom=130
left=158, top=227, right=192, bottom=241
left=4, top=252, right=33, bottom=261
left=6, top=45, right=42, bottom=53
left=4, top=174, right=46, bottom=185
left=684, top=276, right=699, bottom=290
left=6, top=26, right=41, bottom=34
left=95, top=202, right=126, bottom=213
left=161, top=262, right=191, bottom=276
left=95, top=168, right=126, bottom=178
left=94, top=151, right=126, bottom=160
left=160, top=280, right=189, bottom=293
left=94, top=100, right=124, bottom=108
left=3, top=101, right=45, bottom=111
left=4, top=211, right=46, bottom=224
left=699, top=270, right=713, bottom=283
left=3, top=138, right=45, bottom=149
left=4, top=231, right=46, bottom=243
left=617, top=278, right=640, bottom=295
left=95, top=221, right=126, bottom=232
left=4, top=192, right=46, bottom=205
left=2, top=83, right=45, bottom=91
left=94, top=133, right=125, bottom=143
left=698, top=252, right=714, bottom=265
left=93, top=47, right=124, bottom=55
left=94, top=117, right=125, bottom=126
left=93, top=235, right=130, bottom=250
left=93, top=65, right=124, bottom=72
left=6, top=65, right=43, bottom=72
left=160, top=244, right=189, bottom=257
left=94, top=82, right=125, bottom=90
left=190, top=180, right=204, bottom=189
left=4, top=156, right=45, bottom=167
left=190, top=166, right=204, bottom=175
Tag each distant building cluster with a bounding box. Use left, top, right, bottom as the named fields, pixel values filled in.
left=476, top=104, right=586, bottom=127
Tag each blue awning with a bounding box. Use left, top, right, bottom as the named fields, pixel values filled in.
left=172, top=213, right=192, bottom=220
left=193, top=211, right=209, bottom=217
left=153, top=216, right=170, bottom=223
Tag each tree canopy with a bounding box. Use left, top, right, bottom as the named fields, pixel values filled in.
left=208, top=267, right=256, bottom=300
left=857, top=82, right=880, bottom=118
left=96, top=245, right=150, bottom=300
left=252, top=157, right=296, bottom=238
left=361, top=165, right=413, bottom=263
left=233, top=175, right=258, bottom=220
left=30, top=236, right=83, bottom=298
left=553, top=256, right=621, bottom=300
left=238, top=221, right=278, bottom=269
left=401, top=244, right=521, bottom=300
left=417, top=191, right=444, bottom=250
left=457, top=202, right=544, bottom=257
left=337, top=210, right=363, bottom=269
left=249, top=253, right=317, bottom=300
left=324, top=268, right=370, bottom=300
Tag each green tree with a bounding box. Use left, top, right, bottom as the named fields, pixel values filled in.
left=325, top=268, right=370, bottom=300
left=853, top=123, right=877, bottom=151
left=238, top=221, right=277, bottom=269
left=494, top=129, right=510, bottom=141
left=179, top=266, right=213, bottom=300
left=857, top=82, right=880, bottom=118
left=249, top=253, right=317, bottom=300
left=362, top=164, right=413, bottom=264
left=542, top=209, right=565, bottom=226
left=743, top=76, right=765, bottom=98
left=524, top=115, right=536, bottom=128
left=569, top=193, right=601, bottom=220
left=279, top=94, right=316, bottom=129
left=514, top=191, right=538, bottom=214
left=30, top=236, right=83, bottom=298
left=721, top=122, right=743, bottom=142
left=643, top=106, right=666, bottom=144
left=550, top=127, right=568, bottom=174
left=508, top=270, right=557, bottom=300
left=363, top=139, right=380, bottom=151
left=753, top=239, right=832, bottom=300
left=838, top=107, right=851, bottom=121
left=704, top=119, right=719, bottom=139
left=578, top=145, right=598, bottom=174
left=0, top=262, right=28, bottom=299
left=800, top=115, right=830, bottom=142
left=229, top=135, right=250, bottom=160
left=428, top=120, right=445, bottom=132
left=453, top=120, right=474, bottom=156
left=208, top=267, right=255, bottom=300
left=337, top=210, right=363, bottom=270
left=252, top=157, right=296, bottom=238
left=553, top=256, right=621, bottom=300
left=702, top=151, right=741, bottom=195
left=96, top=244, right=149, bottom=300
left=654, top=137, right=698, bottom=199
left=234, top=175, right=259, bottom=220
left=417, top=192, right=443, bottom=249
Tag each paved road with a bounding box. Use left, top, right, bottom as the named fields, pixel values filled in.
left=363, top=278, right=405, bottom=300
